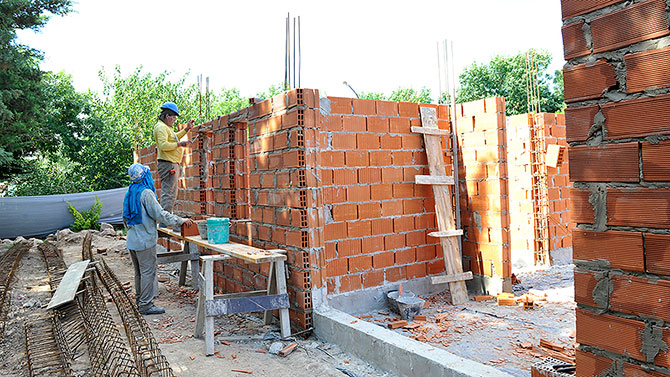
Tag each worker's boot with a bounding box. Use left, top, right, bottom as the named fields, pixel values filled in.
left=139, top=305, right=165, bottom=315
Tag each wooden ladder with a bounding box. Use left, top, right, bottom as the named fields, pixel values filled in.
left=413, top=107, right=471, bottom=305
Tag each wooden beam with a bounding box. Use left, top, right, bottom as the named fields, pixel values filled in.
left=205, top=294, right=289, bottom=316
left=411, top=126, right=450, bottom=136
left=47, top=260, right=90, bottom=310
left=415, top=175, right=454, bottom=185
left=428, top=230, right=464, bottom=238
left=430, top=271, right=473, bottom=285
left=419, top=107, right=469, bottom=305
left=156, top=252, right=199, bottom=264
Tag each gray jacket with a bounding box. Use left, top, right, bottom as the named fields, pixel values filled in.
left=126, top=189, right=184, bottom=251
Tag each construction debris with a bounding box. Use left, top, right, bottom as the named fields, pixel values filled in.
left=278, top=343, right=298, bottom=357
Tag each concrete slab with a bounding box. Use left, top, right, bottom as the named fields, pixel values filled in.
left=314, top=304, right=514, bottom=377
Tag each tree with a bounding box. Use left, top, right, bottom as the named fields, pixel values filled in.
left=0, top=0, right=73, bottom=176
left=359, top=87, right=434, bottom=103
left=456, top=50, right=564, bottom=115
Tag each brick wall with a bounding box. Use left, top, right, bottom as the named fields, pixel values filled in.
left=506, top=113, right=572, bottom=268
left=561, top=0, right=670, bottom=375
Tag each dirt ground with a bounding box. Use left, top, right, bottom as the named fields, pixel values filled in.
left=351, top=265, right=576, bottom=377
left=0, top=229, right=393, bottom=377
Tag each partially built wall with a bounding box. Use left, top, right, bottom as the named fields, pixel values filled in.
left=136, top=92, right=572, bottom=331
left=561, top=0, right=670, bottom=375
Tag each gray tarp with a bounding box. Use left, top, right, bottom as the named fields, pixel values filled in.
left=0, top=187, right=127, bottom=239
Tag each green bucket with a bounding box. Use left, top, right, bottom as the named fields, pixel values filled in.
left=206, top=218, right=229, bottom=244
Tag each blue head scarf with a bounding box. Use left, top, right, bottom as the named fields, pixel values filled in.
left=122, top=163, right=157, bottom=225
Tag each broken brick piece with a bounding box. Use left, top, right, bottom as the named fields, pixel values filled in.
left=388, top=320, right=409, bottom=329
left=497, top=297, right=517, bottom=306
left=279, top=343, right=298, bottom=357
left=473, top=295, right=494, bottom=302
left=413, top=315, right=427, bottom=322
left=540, top=339, right=565, bottom=352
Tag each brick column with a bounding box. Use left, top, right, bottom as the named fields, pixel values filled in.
left=561, top=0, right=670, bottom=375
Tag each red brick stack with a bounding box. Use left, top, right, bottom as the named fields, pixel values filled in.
left=561, top=0, right=670, bottom=374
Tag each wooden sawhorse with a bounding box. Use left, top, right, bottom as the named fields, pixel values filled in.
left=191, top=247, right=290, bottom=355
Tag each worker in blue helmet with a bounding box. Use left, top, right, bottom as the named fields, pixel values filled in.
left=153, top=102, right=195, bottom=219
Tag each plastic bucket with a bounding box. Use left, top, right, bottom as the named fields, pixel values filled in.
left=195, top=220, right=208, bottom=239
left=206, top=218, right=229, bottom=244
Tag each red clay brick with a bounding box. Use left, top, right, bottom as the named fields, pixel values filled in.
left=345, top=150, right=369, bottom=167
left=333, top=203, right=357, bottom=221
left=380, top=134, right=402, bottom=149
left=574, top=268, right=602, bottom=308
left=393, top=150, right=413, bottom=165
left=348, top=255, right=373, bottom=272
left=328, top=97, right=353, bottom=114
left=626, top=47, right=670, bottom=93
left=415, top=244, right=434, bottom=260
left=385, top=266, right=407, bottom=282
left=393, top=183, right=415, bottom=198
left=576, top=308, right=648, bottom=363
left=381, top=167, right=403, bottom=184
left=334, top=169, right=357, bottom=185
left=369, top=150, right=392, bottom=166
left=569, top=188, right=594, bottom=223
left=645, top=233, right=670, bottom=275
left=607, top=188, right=670, bottom=228
left=591, top=0, right=669, bottom=54
left=372, top=251, right=395, bottom=269
left=389, top=118, right=411, bottom=133
left=407, top=263, right=427, bottom=279
left=371, top=218, right=393, bottom=235
left=642, top=141, right=670, bottom=181
left=326, top=258, right=347, bottom=277
left=358, top=202, right=381, bottom=219
left=342, top=116, right=367, bottom=132
left=561, top=0, right=622, bottom=20
left=562, top=21, right=590, bottom=59
left=367, top=117, right=390, bottom=133
left=610, top=274, right=670, bottom=321
left=402, top=134, right=424, bottom=149
left=569, top=143, right=639, bottom=182
left=339, top=274, right=362, bottom=292
left=347, top=220, right=371, bottom=238
left=603, top=94, right=670, bottom=139
left=337, top=239, right=362, bottom=257
left=398, top=102, right=419, bottom=117
left=362, top=270, right=384, bottom=288
left=361, top=235, right=385, bottom=253
left=322, top=151, right=345, bottom=167
left=358, top=168, right=381, bottom=184
left=357, top=134, right=380, bottom=149
left=385, top=234, right=406, bottom=251
left=573, top=229, right=644, bottom=272
left=565, top=104, right=599, bottom=142
left=393, top=216, right=414, bottom=233
left=623, top=362, right=668, bottom=377
left=403, top=198, right=424, bottom=215
left=324, top=222, right=347, bottom=241
left=563, top=60, right=617, bottom=103
left=347, top=185, right=371, bottom=202
left=352, top=99, right=376, bottom=115
left=376, top=100, right=398, bottom=117
left=332, top=133, right=356, bottom=150
left=575, top=349, right=616, bottom=377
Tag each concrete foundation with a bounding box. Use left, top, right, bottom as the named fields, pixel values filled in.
left=313, top=304, right=514, bottom=377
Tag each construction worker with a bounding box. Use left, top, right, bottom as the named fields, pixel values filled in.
left=123, top=163, right=194, bottom=315
left=153, top=102, right=195, bottom=216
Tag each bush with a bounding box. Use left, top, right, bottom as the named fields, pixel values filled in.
left=67, top=196, right=103, bottom=232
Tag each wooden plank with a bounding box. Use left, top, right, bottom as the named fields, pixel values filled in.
left=204, top=259, right=215, bottom=355
left=430, top=271, right=473, bottom=285
left=419, top=107, right=468, bottom=305
left=47, top=260, right=90, bottom=310
left=205, top=294, right=289, bottom=316
left=428, top=230, right=464, bottom=238
left=158, top=227, right=286, bottom=264
left=275, top=259, right=291, bottom=338
left=411, top=126, right=450, bottom=136
left=415, top=175, right=454, bottom=185
left=156, top=252, right=199, bottom=264
left=188, top=242, right=200, bottom=290
left=213, top=290, right=267, bottom=300
left=263, top=261, right=277, bottom=325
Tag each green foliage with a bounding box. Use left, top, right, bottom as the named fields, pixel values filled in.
left=358, top=87, right=434, bottom=103
left=212, top=87, right=248, bottom=116
left=456, top=49, right=564, bottom=115
left=67, top=196, right=103, bottom=232
left=11, top=153, right=90, bottom=196
left=0, top=0, right=73, bottom=177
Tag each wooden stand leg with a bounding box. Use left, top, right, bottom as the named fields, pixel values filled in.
left=188, top=242, right=200, bottom=290
left=263, top=261, right=277, bottom=325
left=194, top=284, right=205, bottom=339
left=274, top=259, right=290, bottom=338
left=178, top=261, right=187, bottom=286
left=203, top=260, right=215, bottom=355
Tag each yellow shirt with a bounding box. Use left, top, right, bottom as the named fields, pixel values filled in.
left=153, top=120, right=188, bottom=163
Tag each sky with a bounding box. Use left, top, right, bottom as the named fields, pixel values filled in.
left=16, top=0, right=565, bottom=100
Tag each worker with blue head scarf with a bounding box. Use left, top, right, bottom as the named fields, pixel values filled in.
left=123, top=163, right=193, bottom=315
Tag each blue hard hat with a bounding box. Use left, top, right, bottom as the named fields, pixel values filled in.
left=160, top=102, right=179, bottom=116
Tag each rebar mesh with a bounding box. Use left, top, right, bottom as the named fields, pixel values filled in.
left=0, top=241, right=30, bottom=338
left=25, top=313, right=74, bottom=377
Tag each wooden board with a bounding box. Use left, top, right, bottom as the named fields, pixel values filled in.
left=428, top=230, right=464, bottom=238
left=415, top=175, right=454, bottom=185
left=430, top=271, right=473, bottom=285
left=47, top=260, right=90, bottom=310
left=205, top=294, right=289, bottom=316
left=159, top=227, right=285, bottom=264
left=410, top=126, right=450, bottom=136
left=418, top=107, right=469, bottom=305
